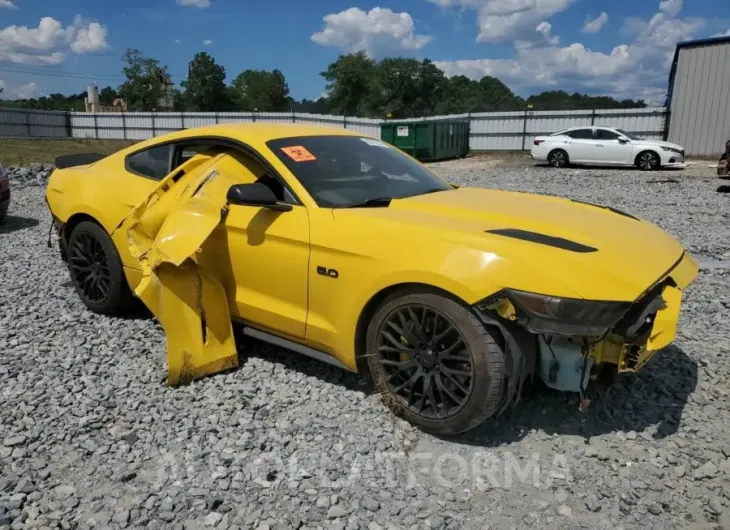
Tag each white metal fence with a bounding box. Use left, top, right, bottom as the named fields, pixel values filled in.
left=0, top=107, right=669, bottom=152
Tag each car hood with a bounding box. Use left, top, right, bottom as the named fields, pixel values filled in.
left=638, top=138, right=684, bottom=151
left=332, top=187, right=691, bottom=301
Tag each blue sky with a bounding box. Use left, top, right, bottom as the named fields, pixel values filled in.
left=0, top=0, right=728, bottom=104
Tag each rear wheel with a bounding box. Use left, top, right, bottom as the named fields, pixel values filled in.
left=366, top=290, right=506, bottom=436
left=67, top=220, right=133, bottom=315
left=636, top=151, right=660, bottom=171
left=547, top=149, right=569, bottom=168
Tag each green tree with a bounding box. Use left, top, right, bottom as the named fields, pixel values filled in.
left=99, top=86, right=117, bottom=105
left=527, top=90, right=647, bottom=110
left=365, top=57, right=422, bottom=118
left=181, top=52, right=230, bottom=111
left=291, top=96, right=329, bottom=114
left=230, top=69, right=290, bottom=111
left=117, top=48, right=172, bottom=111
left=320, top=52, right=375, bottom=116
left=478, top=76, right=523, bottom=110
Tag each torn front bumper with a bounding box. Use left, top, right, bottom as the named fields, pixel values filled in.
left=113, top=155, right=239, bottom=386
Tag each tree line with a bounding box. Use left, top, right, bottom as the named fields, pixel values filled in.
left=0, top=49, right=649, bottom=115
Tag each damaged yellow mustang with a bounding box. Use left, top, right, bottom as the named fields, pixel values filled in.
left=45, top=123, right=698, bottom=435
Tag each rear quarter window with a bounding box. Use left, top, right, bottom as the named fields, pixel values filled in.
left=126, top=145, right=171, bottom=180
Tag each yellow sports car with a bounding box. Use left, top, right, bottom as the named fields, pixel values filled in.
left=45, top=123, right=698, bottom=435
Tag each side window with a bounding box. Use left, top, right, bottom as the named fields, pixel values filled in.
left=126, top=145, right=171, bottom=180
left=596, top=129, right=620, bottom=140
left=567, top=129, right=594, bottom=139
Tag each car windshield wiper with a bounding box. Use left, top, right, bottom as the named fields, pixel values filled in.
left=341, top=197, right=393, bottom=208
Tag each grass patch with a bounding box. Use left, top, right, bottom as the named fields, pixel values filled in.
left=0, top=138, right=138, bottom=166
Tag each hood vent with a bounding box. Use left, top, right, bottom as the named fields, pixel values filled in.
left=485, top=228, right=598, bottom=253
left=569, top=198, right=639, bottom=220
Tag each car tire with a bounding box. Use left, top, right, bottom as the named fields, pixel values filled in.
left=547, top=149, right=569, bottom=168
left=636, top=150, right=660, bottom=171
left=66, top=220, right=134, bottom=315
left=366, top=290, right=506, bottom=436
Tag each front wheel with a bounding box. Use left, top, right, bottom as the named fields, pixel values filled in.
left=636, top=151, right=660, bottom=171
left=366, top=291, right=506, bottom=436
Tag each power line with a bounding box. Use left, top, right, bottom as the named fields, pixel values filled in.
left=0, top=65, right=124, bottom=82
left=0, top=65, right=186, bottom=84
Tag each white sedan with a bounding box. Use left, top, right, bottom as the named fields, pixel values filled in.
left=530, top=126, right=686, bottom=170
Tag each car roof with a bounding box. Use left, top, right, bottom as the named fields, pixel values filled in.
left=553, top=126, right=620, bottom=134
left=124, top=122, right=366, bottom=153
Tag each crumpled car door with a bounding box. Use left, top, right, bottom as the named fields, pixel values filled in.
left=113, top=153, right=241, bottom=385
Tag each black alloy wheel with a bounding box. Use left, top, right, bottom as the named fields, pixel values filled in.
left=66, top=220, right=134, bottom=315
left=366, top=290, right=507, bottom=436
left=376, top=304, right=475, bottom=420
left=69, top=231, right=111, bottom=304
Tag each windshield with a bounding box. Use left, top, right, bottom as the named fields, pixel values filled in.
left=616, top=128, right=641, bottom=140
left=266, top=135, right=451, bottom=207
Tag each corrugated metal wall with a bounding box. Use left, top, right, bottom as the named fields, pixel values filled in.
left=0, top=108, right=68, bottom=137
left=1, top=108, right=667, bottom=151
left=68, top=111, right=382, bottom=140
left=668, top=41, right=730, bottom=157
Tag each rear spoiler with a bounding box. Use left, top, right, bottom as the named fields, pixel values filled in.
left=54, top=153, right=106, bottom=169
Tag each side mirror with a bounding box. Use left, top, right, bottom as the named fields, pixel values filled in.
left=227, top=182, right=292, bottom=212
left=617, top=136, right=629, bottom=143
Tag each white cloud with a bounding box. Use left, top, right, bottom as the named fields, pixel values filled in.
left=536, top=21, right=559, bottom=45
left=69, top=19, right=110, bottom=53
left=659, top=0, right=682, bottom=18
left=0, top=0, right=17, bottom=9
left=425, top=0, right=576, bottom=43
left=0, top=15, right=110, bottom=65
left=712, top=28, right=730, bottom=37
left=582, top=12, right=608, bottom=34
left=434, top=1, right=707, bottom=101
left=203, top=39, right=212, bottom=46
left=14, top=82, right=37, bottom=98
left=176, top=0, right=210, bottom=7
left=0, top=80, right=39, bottom=99
left=174, top=38, right=182, bottom=44
left=311, top=7, right=432, bottom=56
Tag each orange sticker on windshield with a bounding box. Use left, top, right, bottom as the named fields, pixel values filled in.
left=281, top=146, right=316, bottom=162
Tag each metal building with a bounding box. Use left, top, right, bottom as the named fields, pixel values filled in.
left=666, top=36, right=730, bottom=157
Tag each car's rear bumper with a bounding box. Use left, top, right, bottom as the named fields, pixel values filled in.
left=530, top=149, right=548, bottom=161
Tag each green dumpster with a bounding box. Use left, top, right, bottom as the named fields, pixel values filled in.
left=380, top=119, right=470, bottom=162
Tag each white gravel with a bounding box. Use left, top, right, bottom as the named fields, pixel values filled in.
left=1, top=158, right=729, bottom=530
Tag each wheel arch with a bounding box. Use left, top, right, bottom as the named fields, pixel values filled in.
left=352, top=281, right=502, bottom=375
left=635, top=149, right=660, bottom=168
left=547, top=148, right=569, bottom=165
left=63, top=212, right=105, bottom=242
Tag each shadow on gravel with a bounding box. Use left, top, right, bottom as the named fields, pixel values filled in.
left=446, top=345, right=698, bottom=447
left=239, top=337, right=370, bottom=394
left=0, top=215, right=40, bottom=233
left=533, top=163, right=686, bottom=172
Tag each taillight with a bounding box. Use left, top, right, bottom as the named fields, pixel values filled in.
left=534, top=139, right=544, bottom=146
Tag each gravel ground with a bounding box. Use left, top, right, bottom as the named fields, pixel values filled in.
left=1, top=158, right=730, bottom=530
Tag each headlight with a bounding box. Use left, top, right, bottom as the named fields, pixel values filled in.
left=479, top=289, right=631, bottom=337
left=661, top=146, right=682, bottom=154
